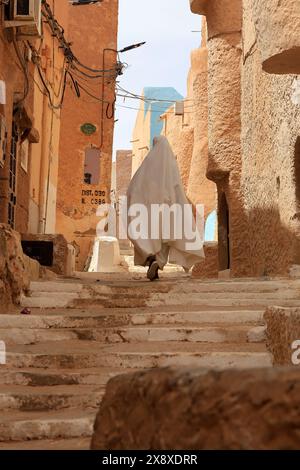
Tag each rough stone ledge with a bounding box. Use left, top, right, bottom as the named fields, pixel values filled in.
left=91, top=366, right=300, bottom=450
left=264, top=306, right=300, bottom=366
left=0, top=224, right=29, bottom=312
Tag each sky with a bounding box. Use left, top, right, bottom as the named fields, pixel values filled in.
left=113, top=0, right=202, bottom=157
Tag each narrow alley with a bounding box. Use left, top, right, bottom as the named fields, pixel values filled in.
left=0, top=0, right=300, bottom=454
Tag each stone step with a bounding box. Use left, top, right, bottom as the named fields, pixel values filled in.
left=0, top=325, right=265, bottom=345
left=1, top=274, right=283, bottom=449
left=4, top=341, right=272, bottom=369
left=0, top=310, right=265, bottom=329
left=29, top=279, right=300, bottom=294
left=30, top=282, right=84, bottom=293
left=131, top=310, right=265, bottom=325
left=0, top=409, right=95, bottom=442
left=0, top=437, right=91, bottom=450
left=21, top=295, right=148, bottom=309
left=25, top=286, right=300, bottom=301
left=20, top=292, right=300, bottom=309
left=6, top=351, right=271, bottom=369
left=0, top=367, right=131, bottom=386
left=148, top=298, right=300, bottom=308
left=0, top=385, right=104, bottom=411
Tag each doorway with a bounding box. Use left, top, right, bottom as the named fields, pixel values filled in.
left=218, top=192, right=230, bottom=271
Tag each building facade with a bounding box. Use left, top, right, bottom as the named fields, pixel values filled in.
left=131, top=87, right=183, bottom=176
left=0, top=0, right=69, bottom=235
left=115, top=150, right=132, bottom=199
left=190, top=0, right=300, bottom=277
left=56, top=0, right=119, bottom=270
left=160, top=21, right=217, bottom=239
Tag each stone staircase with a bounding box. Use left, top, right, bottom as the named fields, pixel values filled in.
left=0, top=275, right=299, bottom=449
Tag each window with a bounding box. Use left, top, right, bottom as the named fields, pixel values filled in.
left=83, top=148, right=101, bottom=185
left=16, top=0, right=31, bottom=16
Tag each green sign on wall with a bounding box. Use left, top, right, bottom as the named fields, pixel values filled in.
left=80, top=123, right=97, bottom=136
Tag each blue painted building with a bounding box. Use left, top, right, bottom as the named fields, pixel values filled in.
left=131, top=87, right=184, bottom=175
left=143, top=87, right=183, bottom=147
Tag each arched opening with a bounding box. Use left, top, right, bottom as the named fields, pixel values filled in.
left=205, top=210, right=217, bottom=242
left=218, top=192, right=230, bottom=271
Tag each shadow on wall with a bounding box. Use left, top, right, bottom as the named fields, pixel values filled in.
left=205, top=138, right=300, bottom=277
left=198, top=205, right=298, bottom=278
left=245, top=205, right=296, bottom=277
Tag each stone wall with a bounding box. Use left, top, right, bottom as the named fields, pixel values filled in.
left=252, top=0, right=300, bottom=74
left=0, top=224, right=29, bottom=312
left=189, top=0, right=300, bottom=277
left=91, top=367, right=300, bottom=450
left=162, top=20, right=217, bottom=219
left=265, top=306, right=300, bottom=366
left=162, top=115, right=194, bottom=191
left=192, top=242, right=218, bottom=278
left=116, top=150, right=132, bottom=197
left=240, top=0, right=300, bottom=277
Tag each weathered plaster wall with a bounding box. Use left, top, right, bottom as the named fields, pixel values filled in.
left=162, top=20, right=216, bottom=221
left=190, top=0, right=300, bottom=277
left=252, top=0, right=300, bottom=75
left=0, top=9, right=34, bottom=233
left=264, top=306, right=300, bottom=366
left=241, top=0, right=300, bottom=276
left=56, top=0, right=119, bottom=270
left=187, top=42, right=216, bottom=218
left=115, top=150, right=132, bottom=197
left=192, top=241, right=218, bottom=278
left=0, top=1, right=69, bottom=235
left=162, top=113, right=194, bottom=190
left=189, top=0, right=245, bottom=276
left=131, top=100, right=151, bottom=177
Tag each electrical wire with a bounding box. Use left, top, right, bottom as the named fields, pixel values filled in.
left=74, top=82, right=194, bottom=114
left=115, top=102, right=195, bottom=114
left=37, top=1, right=197, bottom=121
left=116, top=84, right=196, bottom=104
left=69, top=73, right=195, bottom=115
left=116, top=92, right=196, bottom=110
left=41, top=0, right=122, bottom=77
left=70, top=63, right=119, bottom=80
left=12, top=33, right=30, bottom=106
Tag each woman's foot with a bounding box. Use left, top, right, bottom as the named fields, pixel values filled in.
left=147, top=259, right=159, bottom=281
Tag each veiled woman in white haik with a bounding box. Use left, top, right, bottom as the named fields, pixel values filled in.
left=127, top=136, right=205, bottom=280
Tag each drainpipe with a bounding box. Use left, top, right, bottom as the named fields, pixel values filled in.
left=38, top=91, right=49, bottom=234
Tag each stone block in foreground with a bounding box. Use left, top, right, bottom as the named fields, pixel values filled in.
left=264, top=306, right=300, bottom=366
left=91, top=367, right=300, bottom=450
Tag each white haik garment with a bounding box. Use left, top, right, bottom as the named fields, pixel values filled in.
left=126, top=136, right=205, bottom=271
